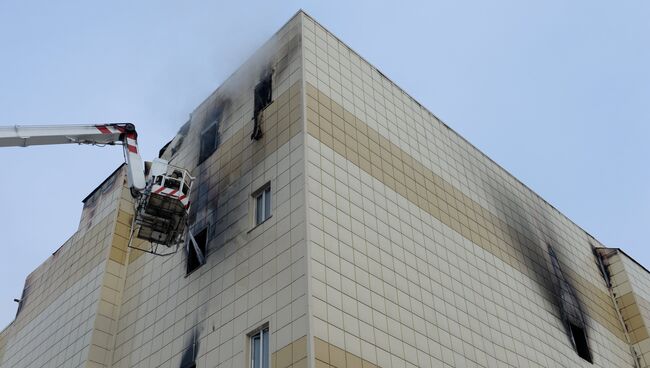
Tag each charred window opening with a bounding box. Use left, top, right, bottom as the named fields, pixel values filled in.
left=198, top=119, right=220, bottom=164
left=593, top=246, right=613, bottom=288
left=570, top=323, right=593, bottom=363
left=180, top=328, right=200, bottom=368
left=548, top=245, right=593, bottom=363
left=187, top=227, right=207, bottom=274
left=252, top=72, right=272, bottom=140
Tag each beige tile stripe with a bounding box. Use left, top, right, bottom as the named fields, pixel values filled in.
left=128, top=81, right=303, bottom=264
left=617, top=291, right=650, bottom=344
left=305, top=82, right=625, bottom=342
left=272, top=335, right=308, bottom=368
left=314, top=337, right=377, bottom=368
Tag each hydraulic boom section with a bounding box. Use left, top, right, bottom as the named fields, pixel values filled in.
left=0, top=123, right=146, bottom=191
left=0, top=123, right=195, bottom=254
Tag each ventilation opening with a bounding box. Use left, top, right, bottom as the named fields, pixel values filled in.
left=252, top=72, right=272, bottom=140
left=570, top=323, right=593, bottom=363
left=187, top=227, right=207, bottom=274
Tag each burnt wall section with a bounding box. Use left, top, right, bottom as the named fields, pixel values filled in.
left=111, top=13, right=307, bottom=368
left=179, top=326, right=202, bottom=368
left=484, top=175, right=597, bottom=362
left=156, top=22, right=301, bottom=246
left=302, top=11, right=634, bottom=368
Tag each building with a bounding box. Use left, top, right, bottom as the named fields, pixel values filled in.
left=1, top=10, right=649, bottom=368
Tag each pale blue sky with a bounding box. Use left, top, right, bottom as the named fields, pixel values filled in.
left=0, top=1, right=648, bottom=329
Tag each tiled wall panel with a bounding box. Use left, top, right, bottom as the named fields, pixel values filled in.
left=110, top=14, right=307, bottom=368
left=302, top=12, right=634, bottom=368
left=0, top=170, right=127, bottom=368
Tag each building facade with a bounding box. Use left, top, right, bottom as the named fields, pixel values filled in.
left=1, top=11, right=649, bottom=368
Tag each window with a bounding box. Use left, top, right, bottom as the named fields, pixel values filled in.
left=199, top=105, right=223, bottom=164
left=250, top=327, right=269, bottom=368
left=548, top=245, right=593, bottom=363
left=570, top=323, right=593, bottom=363
left=199, top=120, right=220, bottom=164
left=254, top=185, right=271, bottom=225
left=252, top=72, right=272, bottom=140
left=187, top=227, right=207, bottom=274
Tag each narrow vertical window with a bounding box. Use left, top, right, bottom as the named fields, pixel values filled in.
left=569, top=323, right=593, bottom=363
left=548, top=245, right=593, bottom=363
left=252, top=72, right=272, bottom=140
left=250, top=327, right=269, bottom=368
left=254, top=185, right=271, bottom=226
left=198, top=106, right=223, bottom=164
left=187, top=227, right=208, bottom=274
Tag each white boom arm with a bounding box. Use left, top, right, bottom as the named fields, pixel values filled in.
left=0, top=123, right=146, bottom=191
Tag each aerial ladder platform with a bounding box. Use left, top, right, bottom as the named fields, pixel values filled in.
left=0, top=123, right=201, bottom=258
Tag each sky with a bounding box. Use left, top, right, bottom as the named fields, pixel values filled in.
left=0, top=1, right=648, bottom=329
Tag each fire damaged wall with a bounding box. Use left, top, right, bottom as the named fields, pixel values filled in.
left=4, top=11, right=643, bottom=368
left=158, top=21, right=301, bottom=240
left=484, top=180, right=593, bottom=361
left=301, top=11, right=633, bottom=368
left=179, top=325, right=203, bottom=368
left=110, top=13, right=306, bottom=368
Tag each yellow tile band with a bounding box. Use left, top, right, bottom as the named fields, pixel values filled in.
left=305, top=82, right=624, bottom=342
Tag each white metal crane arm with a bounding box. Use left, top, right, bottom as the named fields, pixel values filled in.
left=0, top=123, right=146, bottom=191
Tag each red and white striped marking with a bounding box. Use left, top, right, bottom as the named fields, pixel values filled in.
left=151, top=185, right=191, bottom=209
left=95, top=124, right=139, bottom=154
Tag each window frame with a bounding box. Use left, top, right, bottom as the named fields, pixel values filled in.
left=249, top=326, right=269, bottom=368
left=198, top=118, right=220, bottom=164
left=548, top=245, right=593, bottom=363
left=569, top=322, right=593, bottom=363
left=251, top=72, right=273, bottom=140
left=252, top=183, right=272, bottom=227
left=186, top=226, right=208, bottom=275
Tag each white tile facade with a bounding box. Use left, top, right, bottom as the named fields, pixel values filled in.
left=1, top=11, right=647, bottom=368
left=302, top=11, right=638, bottom=368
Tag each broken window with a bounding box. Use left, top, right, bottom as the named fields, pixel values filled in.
left=199, top=109, right=221, bottom=164
left=180, top=328, right=200, bottom=368
left=187, top=227, right=208, bottom=274
left=252, top=72, right=272, bottom=140
left=198, top=121, right=220, bottom=164
left=250, top=326, right=269, bottom=368
left=548, top=245, right=593, bottom=363
left=254, top=184, right=271, bottom=226
left=569, top=323, right=593, bottom=363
